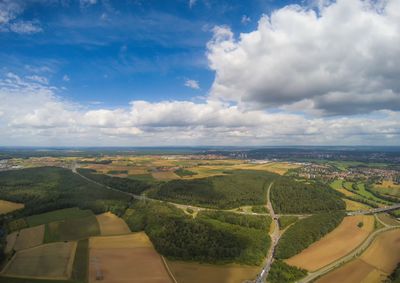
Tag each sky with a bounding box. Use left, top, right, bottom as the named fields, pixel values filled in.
left=0, top=0, right=399, bottom=146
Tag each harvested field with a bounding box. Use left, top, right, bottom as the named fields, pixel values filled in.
left=2, top=241, right=77, bottom=279
left=13, top=225, right=45, bottom=251
left=360, top=229, right=400, bottom=273
left=344, top=199, right=370, bottom=211
left=316, top=259, right=387, bottom=283
left=231, top=162, right=300, bottom=175
left=166, top=260, right=260, bottom=283
left=0, top=200, right=24, bottom=215
left=285, top=215, right=374, bottom=271
left=374, top=180, right=400, bottom=197
left=89, top=232, right=173, bottom=283
left=5, top=232, right=18, bottom=254
left=377, top=213, right=400, bottom=226
left=96, top=212, right=130, bottom=236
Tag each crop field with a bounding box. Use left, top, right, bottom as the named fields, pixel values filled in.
left=26, top=207, right=94, bottom=227
left=317, top=228, right=400, bottom=283
left=44, top=215, right=100, bottom=242
left=373, top=180, right=400, bottom=197
left=377, top=213, right=400, bottom=226
left=96, top=212, right=131, bottom=236
left=152, top=171, right=179, bottom=180
left=5, top=232, right=18, bottom=254
left=0, top=200, right=24, bottom=215
left=330, top=180, right=356, bottom=197
left=13, top=225, right=45, bottom=251
left=2, top=241, right=77, bottom=279
left=166, top=260, right=260, bottom=283
left=343, top=199, right=370, bottom=211
left=88, top=232, right=173, bottom=283
left=285, top=215, right=374, bottom=271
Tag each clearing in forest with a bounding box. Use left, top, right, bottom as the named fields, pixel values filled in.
left=96, top=212, right=130, bottom=236
left=88, top=232, right=173, bottom=283
left=2, top=241, right=77, bottom=279
left=285, top=215, right=374, bottom=271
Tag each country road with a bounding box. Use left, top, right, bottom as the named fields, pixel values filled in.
left=297, top=225, right=400, bottom=283
left=256, top=182, right=279, bottom=283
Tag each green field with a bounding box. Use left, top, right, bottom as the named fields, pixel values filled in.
left=44, top=215, right=100, bottom=242
left=27, top=207, right=94, bottom=227
left=278, top=216, right=298, bottom=230
left=70, top=239, right=89, bottom=282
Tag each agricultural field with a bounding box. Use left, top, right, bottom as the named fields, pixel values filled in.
left=0, top=200, right=24, bottom=215
left=88, top=232, right=173, bottom=283
left=373, top=180, right=400, bottom=197
left=330, top=180, right=356, bottom=197
left=2, top=242, right=77, bottom=279
left=343, top=199, right=370, bottom=211
left=13, top=225, right=45, bottom=251
left=317, top=229, right=400, bottom=283
left=285, top=215, right=374, bottom=271
left=166, top=260, right=260, bottom=283
left=26, top=207, right=94, bottom=227
left=377, top=213, right=400, bottom=226
left=96, top=212, right=131, bottom=236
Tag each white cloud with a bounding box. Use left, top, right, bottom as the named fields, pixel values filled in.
left=9, top=20, right=42, bottom=34
left=189, top=0, right=197, bottom=9
left=207, top=0, right=400, bottom=115
left=80, top=0, right=97, bottom=7
left=0, top=72, right=399, bottom=146
left=26, top=75, right=48, bottom=85
left=62, top=75, right=70, bottom=82
left=241, top=15, right=251, bottom=25
left=184, top=79, right=200, bottom=90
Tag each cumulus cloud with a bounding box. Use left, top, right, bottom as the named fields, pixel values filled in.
left=0, top=1, right=42, bottom=34
left=0, top=72, right=399, bottom=146
left=184, top=79, right=200, bottom=89
left=207, top=0, right=400, bottom=115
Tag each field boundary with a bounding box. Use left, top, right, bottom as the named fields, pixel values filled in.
left=162, top=256, right=178, bottom=283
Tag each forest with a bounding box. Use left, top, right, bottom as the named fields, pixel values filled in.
left=123, top=200, right=270, bottom=265
left=77, top=168, right=151, bottom=195
left=148, top=170, right=278, bottom=209
left=271, top=177, right=345, bottom=213
left=268, top=260, right=307, bottom=283
left=275, top=212, right=345, bottom=259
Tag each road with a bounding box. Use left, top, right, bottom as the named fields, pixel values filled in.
left=346, top=203, right=400, bottom=216
left=256, top=182, right=279, bottom=283
left=297, top=225, right=400, bottom=283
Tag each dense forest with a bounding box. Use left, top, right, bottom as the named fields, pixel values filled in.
left=0, top=167, right=130, bottom=219
left=275, top=212, right=345, bottom=259
left=271, top=178, right=345, bottom=213
left=123, top=200, right=270, bottom=265
left=77, top=168, right=151, bottom=195
left=268, top=260, right=307, bottom=283
left=148, top=170, right=278, bottom=209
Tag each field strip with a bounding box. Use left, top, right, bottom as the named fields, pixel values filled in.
left=297, top=226, right=400, bottom=283
left=65, top=241, right=78, bottom=278
left=162, top=256, right=178, bottom=283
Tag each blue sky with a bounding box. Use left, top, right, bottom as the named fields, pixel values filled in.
left=1, top=0, right=298, bottom=107
left=0, top=0, right=399, bottom=146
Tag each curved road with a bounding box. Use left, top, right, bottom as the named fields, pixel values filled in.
left=256, top=182, right=279, bottom=283
left=297, top=225, right=400, bottom=283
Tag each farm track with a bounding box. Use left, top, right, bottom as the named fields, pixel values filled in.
left=297, top=225, right=400, bottom=283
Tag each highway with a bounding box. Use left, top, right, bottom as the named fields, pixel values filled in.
left=346, top=203, right=400, bottom=216
left=256, top=182, right=279, bottom=283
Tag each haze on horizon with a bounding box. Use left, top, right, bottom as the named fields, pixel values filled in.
left=0, top=0, right=399, bottom=146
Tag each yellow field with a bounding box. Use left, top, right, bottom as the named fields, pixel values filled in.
left=96, top=212, right=131, bottom=236
left=152, top=171, right=179, bottom=180
left=2, top=241, right=77, bottom=279
left=286, top=215, right=374, bottom=271
left=166, top=260, right=260, bottom=283
left=0, top=200, right=24, bottom=215
left=344, top=199, right=370, bottom=211
left=89, top=232, right=173, bottom=283
left=375, top=180, right=400, bottom=190
left=317, top=229, right=400, bottom=283
left=231, top=162, right=300, bottom=175
left=13, top=225, right=45, bottom=251
left=4, top=232, right=18, bottom=254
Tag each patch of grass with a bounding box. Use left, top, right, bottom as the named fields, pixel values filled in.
left=174, top=168, right=198, bottom=177
left=251, top=205, right=268, bottom=213
left=71, top=239, right=89, bottom=282
left=27, top=207, right=93, bottom=227
left=278, top=216, right=298, bottom=230
left=44, top=215, right=100, bottom=242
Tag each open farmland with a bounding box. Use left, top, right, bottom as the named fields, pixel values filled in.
left=88, top=232, right=173, bottom=283
left=96, top=212, right=130, bottom=236
left=2, top=242, right=77, bottom=279
left=13, top=225, right=45, bottom=251
left=0, top=200, right=24, bottom=215
left=4, top=232, right=18, bottom=254
left=373, top=180, right=400, bottom=197
left=285, top=215, right=374, bottom=271
left=317, top=228, right=400, bottom=283
left=26, top=207, right=93, bottom=227
left=343, top=199, right=370, bottom=211
left=166, top=260, right=260, bottom=283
